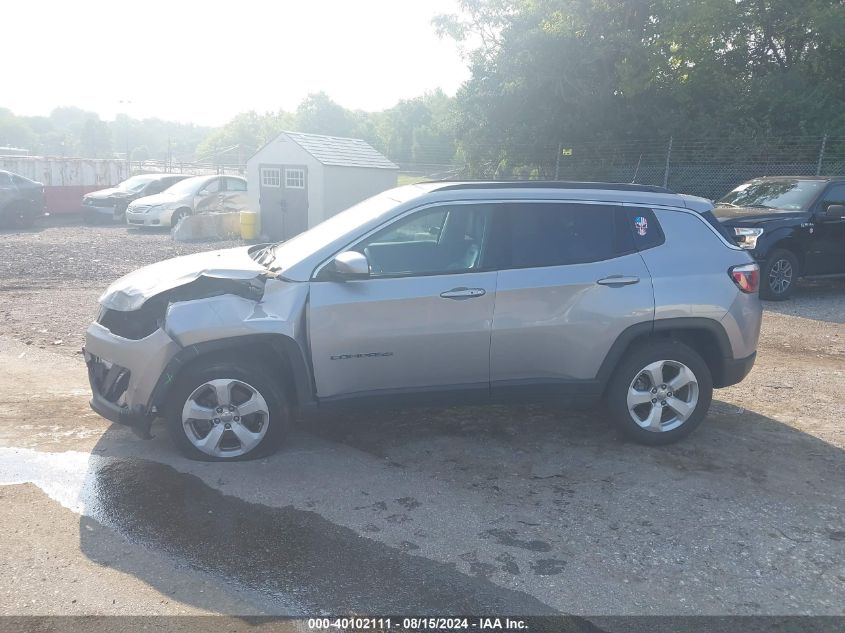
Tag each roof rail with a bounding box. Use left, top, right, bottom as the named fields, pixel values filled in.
left=427, top=180, right=674, bottom=194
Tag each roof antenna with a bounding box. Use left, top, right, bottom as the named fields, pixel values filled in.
left=631, top=153, right=643, bottom=184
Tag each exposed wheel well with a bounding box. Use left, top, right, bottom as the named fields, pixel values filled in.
left=601, top=322, right=733, bottom=391
left=767, top=241, right=803, bottom=274
left=1, top=199, right=37, bottom=227
left=151, top=335, right=313, bottom=415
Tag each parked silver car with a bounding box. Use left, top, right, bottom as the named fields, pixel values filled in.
left=83, top=173, right=189, bottom=223
left=84, top=182, right=762, bottom=460
left=125, top=174, right=248, bottom=227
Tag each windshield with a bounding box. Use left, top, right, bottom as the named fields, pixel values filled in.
left=115, top=175, right=157, bottom=193
left=162, top=176, right=206, bottom=196
left=268, top=187, right=423, bottom=271
left=717, top=180, right=825, bottom=211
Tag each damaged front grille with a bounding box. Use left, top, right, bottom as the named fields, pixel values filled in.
left=98, top=296, right=166, bottom=340
left=88, top=355, right=131, bottom=404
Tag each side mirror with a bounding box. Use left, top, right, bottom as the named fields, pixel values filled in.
left=332, top=251, right=370, bottom=279
left=823, top=204, right=845, bottom=221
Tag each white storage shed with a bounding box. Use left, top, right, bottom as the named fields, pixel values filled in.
left=247, top=131, right=399, bottom=241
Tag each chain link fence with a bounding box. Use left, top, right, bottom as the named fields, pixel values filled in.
left=423, top=135, right=845, bottom=200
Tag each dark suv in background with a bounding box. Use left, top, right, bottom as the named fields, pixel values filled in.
left=0, top=169, right=45, bottom=228
left=83, top=173, right=188, bottom=222
left=714, top=176, right=845, bottom=299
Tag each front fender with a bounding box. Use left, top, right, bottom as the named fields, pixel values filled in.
left=164, top=278, right=308, bottom=346
left=153, top=279, right=314, bottom=409
left=754, top=224, right=807, bottom=261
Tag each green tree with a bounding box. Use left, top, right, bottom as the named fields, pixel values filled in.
left=79, top=116, right=112, bottom=158
left=437, top=0, right=845, bottom=174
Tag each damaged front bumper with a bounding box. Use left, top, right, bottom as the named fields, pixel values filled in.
left=83, top=323, right=181, bottom=438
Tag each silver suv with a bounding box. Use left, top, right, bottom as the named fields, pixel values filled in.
left=84, top=182, right=762, bottom=461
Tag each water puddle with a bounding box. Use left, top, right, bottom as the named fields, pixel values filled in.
left=0, top=446, right=560, bottom=614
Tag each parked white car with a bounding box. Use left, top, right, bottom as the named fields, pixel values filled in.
left=125, top=175, right=248, bottom=227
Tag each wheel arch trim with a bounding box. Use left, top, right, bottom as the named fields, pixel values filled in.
left=148, top=333, right=315, bottom=414
left=595, top=318, right=735, bottom=391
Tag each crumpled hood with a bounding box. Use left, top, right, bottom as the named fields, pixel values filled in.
left=86, top=187, right=131, bottom=200
left=99, top=247, right=267, bottom=311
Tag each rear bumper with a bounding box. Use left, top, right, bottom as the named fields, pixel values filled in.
left=716, top=351, right=757, bottom=388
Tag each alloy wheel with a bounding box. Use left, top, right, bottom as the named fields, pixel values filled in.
left=768, top=258, right=793, bottom=296
left=626, top=360, right=699, bottom=432
left=181, top=378, right=270, bottom=458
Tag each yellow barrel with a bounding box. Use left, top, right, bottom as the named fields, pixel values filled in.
left=240, top=211, right=259, bottom=240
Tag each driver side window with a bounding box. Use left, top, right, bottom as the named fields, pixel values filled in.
left=355, top=205, right=489, bottom=277
left=821, top=185, right=845, bottom=207
left=200, top=179, right=221, bottom=194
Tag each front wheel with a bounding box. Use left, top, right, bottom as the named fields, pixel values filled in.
left=760, top=249, right=798, bottom=301
left=605, top=340, right=713, bottom=445
left=166, top=360, right=289, bottom=461
left=170, top=207, right=190, bottom=227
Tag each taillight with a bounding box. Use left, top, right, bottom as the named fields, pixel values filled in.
left=729, top=263, right=760, bottom=294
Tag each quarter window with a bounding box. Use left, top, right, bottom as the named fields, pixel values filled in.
left=285, top=168, right=305, bottom=189
left=483, top=203, right=625, bottom=270
left=624, top=207, right=665, bottom=251
left=261, top=168, right=281, bottom=188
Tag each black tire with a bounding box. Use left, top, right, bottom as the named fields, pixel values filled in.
left=760, top=248, right=799, bottom=301
left=2, top=203, right=35, bottom=229
left=605, top=339, right=713, bottom=445
left=165, top=358, right=289, bottom=461
left=170, top=207, right=190, bottom=228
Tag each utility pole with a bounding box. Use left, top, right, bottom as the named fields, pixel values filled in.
left=663, top=136, right=673, bottom=189
left=555, top=143, right=562, bottom=180
left=119, top=100, right=132, bottom=177
left=816, top=133, right=828, bottom=176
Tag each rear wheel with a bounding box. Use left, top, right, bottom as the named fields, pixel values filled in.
left=166, top=359, right=289, bottom=461
left=606, top=340, right=713, bottom=445
left=760, top=249, right=798, bottom=300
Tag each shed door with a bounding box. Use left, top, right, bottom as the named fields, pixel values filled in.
left=258, top=164, right=308, bottom=241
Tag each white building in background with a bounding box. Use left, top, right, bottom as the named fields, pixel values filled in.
left=246, top=131, right=398, bottom=241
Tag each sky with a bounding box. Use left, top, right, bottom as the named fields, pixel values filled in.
left=3, top=0, right=470, bottom=127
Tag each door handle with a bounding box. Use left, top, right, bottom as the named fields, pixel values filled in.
left=596, top=275, right=640, bottom=287
left=440, top=287, right=486, bottom=300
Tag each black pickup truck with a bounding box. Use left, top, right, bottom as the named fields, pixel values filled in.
left=714, top=176, right=845, bottom=300
left=0, top=169, right=45, bottom=229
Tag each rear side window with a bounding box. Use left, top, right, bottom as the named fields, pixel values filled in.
left=623, top=207, right=665, bottom=251
left=484, top=203, right=632, bottom=270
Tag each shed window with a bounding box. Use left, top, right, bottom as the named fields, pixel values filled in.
left=261, top=168, right=281, bottom=188
left=285, top=168, right=305, bottom=189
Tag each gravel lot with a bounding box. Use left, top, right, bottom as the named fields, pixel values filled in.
left=0, top=218, right=245, bottom=353
left=0, top=218, right=844, bottom=618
